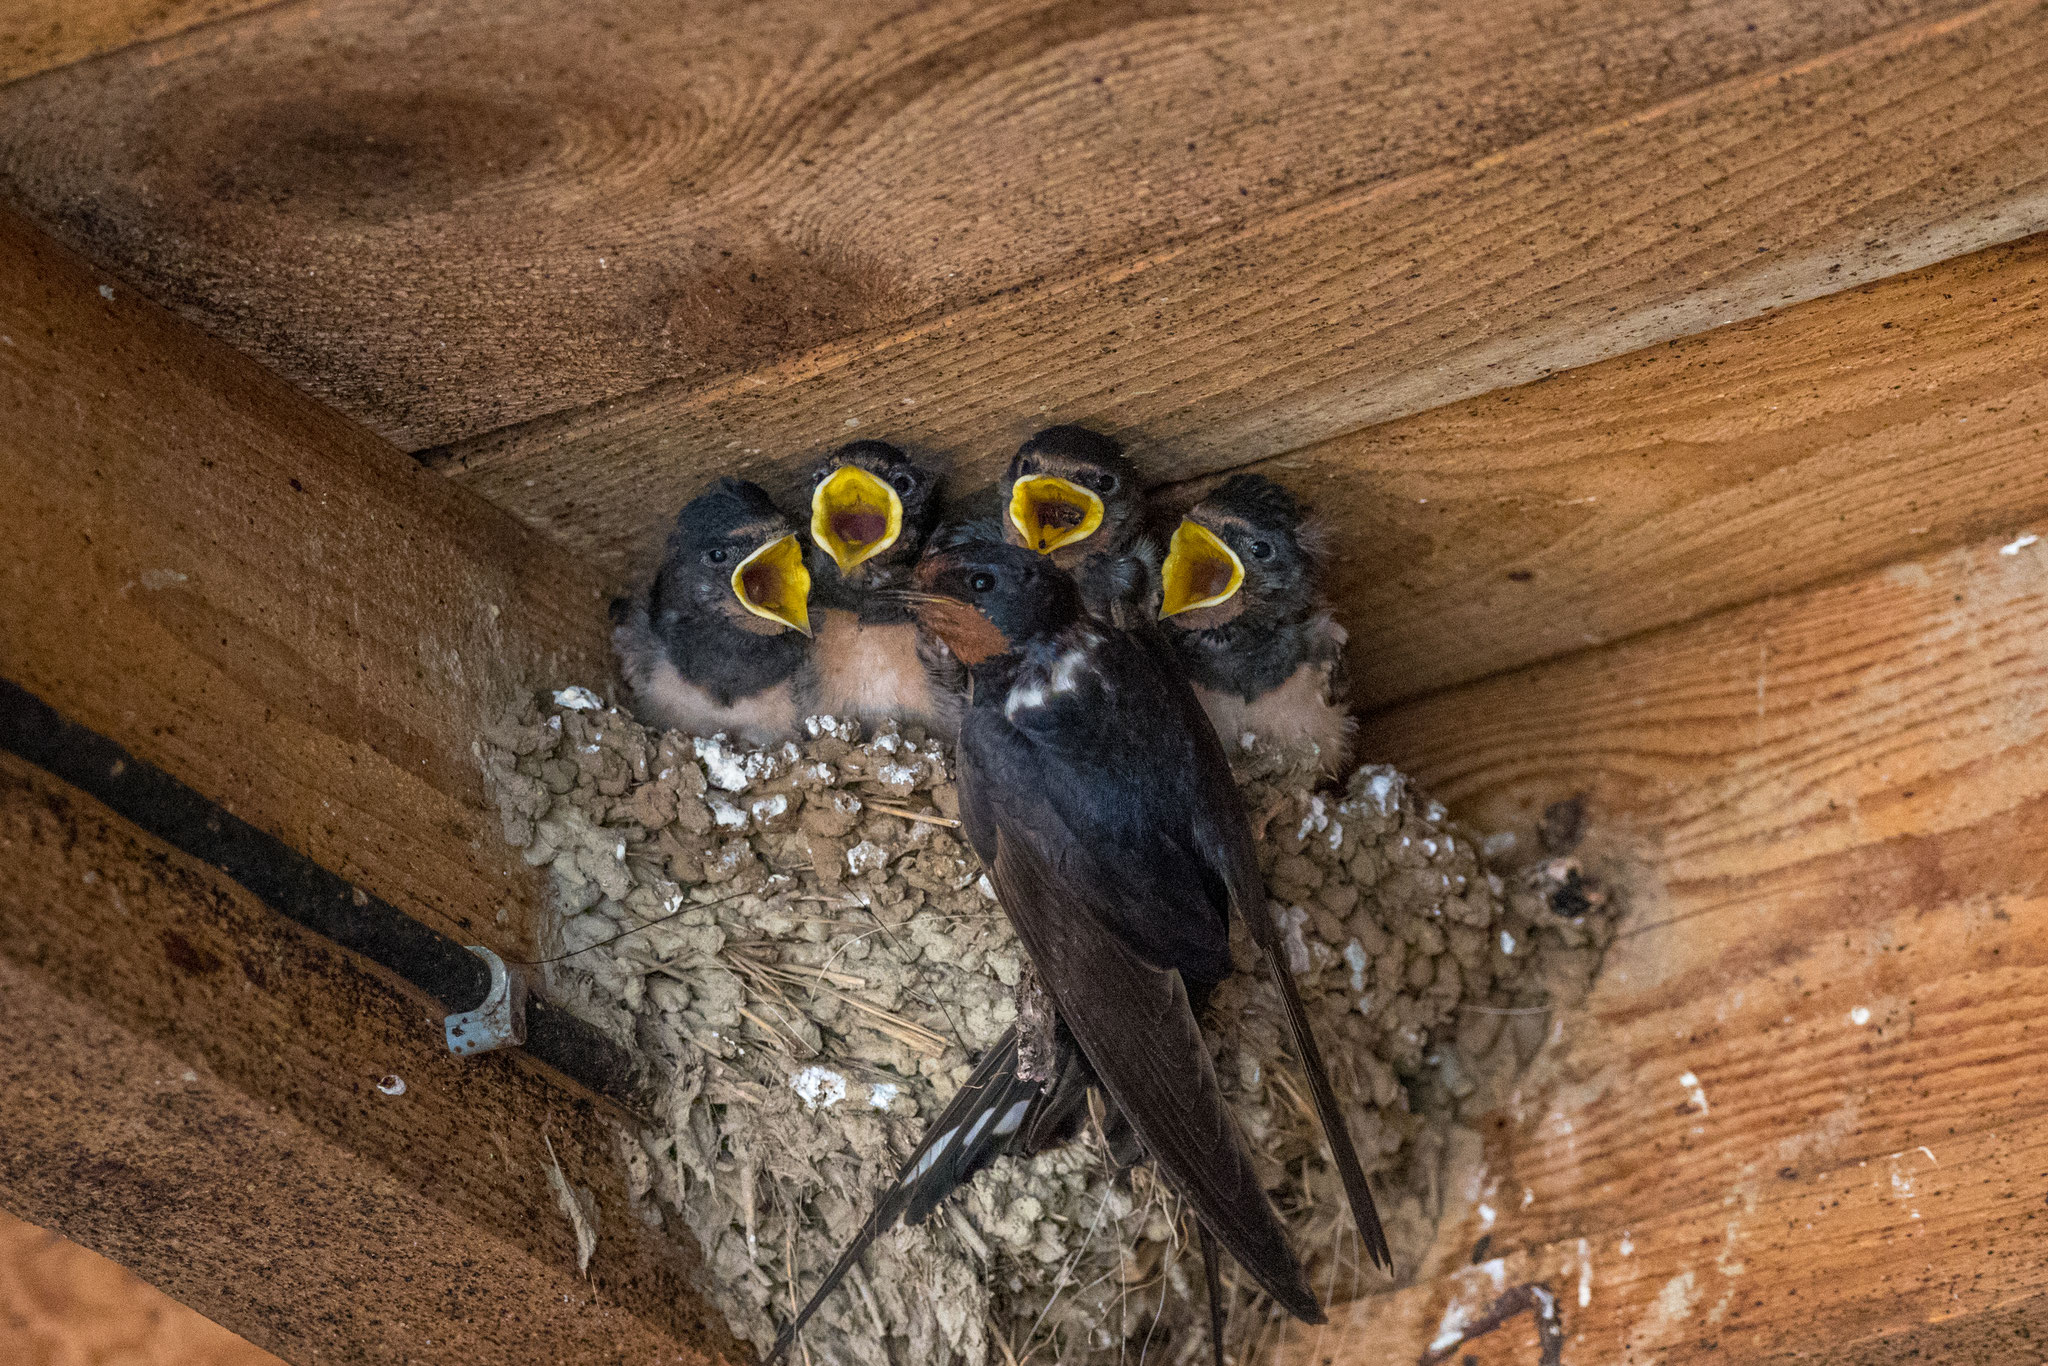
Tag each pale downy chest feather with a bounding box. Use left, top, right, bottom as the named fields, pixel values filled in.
left=1194, top=662, right=1355, bottom=773
left=812, top=609, right=956, bottom=735
left=628, top=654, right=801, bottom=745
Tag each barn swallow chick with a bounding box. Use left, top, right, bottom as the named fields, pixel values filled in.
left=1002, top=424, right=1158, bottom=625
left=803, top=440, right=960, bottom=737
left=1159, top=474, right=1355, bottom=772
left=935, top=425, right=1156, bottom=627
left=611, top=478, right=812, bottom=745
left=1001, top=424, right=1140, bottom=561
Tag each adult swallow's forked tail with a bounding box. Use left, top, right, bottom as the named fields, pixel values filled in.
left=767, top=1023, right=1092, bottom=1363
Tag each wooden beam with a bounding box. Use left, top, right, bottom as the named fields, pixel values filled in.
left=1238, top=232, right=2048, bottom=711
left=0, top=752, right=745, bottom=1364
left=0, top=0, right=1982, bottom=457
left=0, top=1208, right=281, bottom=1366
left=1282, top=523, right=2048, bottom=1361
left=0, top=205, right=615, bottom=956
left=413, top=0, right=2048, bottom=577
left=1289, top=1114, right=2048, bottom=1363
left=0, top=206, right=737, bottom=1360
left=0, top=0, right=279, bottom=86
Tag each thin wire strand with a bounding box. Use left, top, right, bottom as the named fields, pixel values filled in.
left=507, top=884, right=759, bottom=966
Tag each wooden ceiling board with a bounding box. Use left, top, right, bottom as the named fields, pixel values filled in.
left=0, top=1209, right=282, bottom=1366
left=0, top=0, right=1962, bottom=451
left=0, top=206, right=615, bottom=958
left=4, top=1, right=2037, bottom=576
left=1244, top=233, right=2048, bottom=711
left=0, top=0, right=279, bottom=85
left=1286, top=522, right=2048, bottom=1361
left=433, top=0, right=2048, bottom=577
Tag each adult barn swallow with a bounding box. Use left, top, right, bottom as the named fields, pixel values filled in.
left=917, top=540, right=1389, bottom=1307
left=611, top=478, right=812, bottom=744
left=804, top=440, right=961, bottom=736
left=1159, top=474, right=1356, bottom=772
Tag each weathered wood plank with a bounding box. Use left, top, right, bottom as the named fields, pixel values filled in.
left=1243, top=232, right=2048, bottom=710
left=0, top=206, right=614, bottom=954
left=0, top=0, right=278, bottom=86
left=431, top=0, right=2048, bottom=577
left=1291, top=526, right=2048, bottom=1361
left=0, top=0, right=1973, bottom=458
left=0, top=751, right=744, bottom=1365
left=0, top=1209, right=280, bottom=1366
left=1286, top=1108, right=2048, bottom=1363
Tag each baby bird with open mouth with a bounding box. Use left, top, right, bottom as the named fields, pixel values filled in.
left=611, top=478, right=814, bottom=745
left=1157, top=473, right=1355, bottom=772
left=804, top=440, right=960, bottom=738
left=936, top=424, right=1155, bottom=627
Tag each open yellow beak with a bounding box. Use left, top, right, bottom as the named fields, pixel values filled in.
left=1008, top=476, right=1105, bottom=555
left=731, top=533, right=812, bottom=635
left=1159, top=519, right=1245, bottom=618
left=810, top=465, right=904, bottom=573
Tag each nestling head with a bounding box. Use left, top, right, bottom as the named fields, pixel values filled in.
left=1002, top=425, right=1142, bottom=570
left=807, top=440, right=943, bottom=582
left=1158, top=474, right=1319, bottom=628
left=655, top=477, right=812, bottom=636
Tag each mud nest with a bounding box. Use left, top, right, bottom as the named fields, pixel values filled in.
left=481, top=690, right=1617, bottom=1365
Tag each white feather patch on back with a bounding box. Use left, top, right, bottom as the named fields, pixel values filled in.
left=1004, top=634, right=1099, bottom=721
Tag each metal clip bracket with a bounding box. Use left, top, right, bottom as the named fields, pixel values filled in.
left=444, top=945, right=527, bottom=1056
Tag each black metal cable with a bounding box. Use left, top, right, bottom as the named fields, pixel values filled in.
left=0, top=677, right=637, bottom=1103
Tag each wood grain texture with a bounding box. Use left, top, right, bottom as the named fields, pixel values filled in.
left=1279, top=525, right=2048, bottom=1361
left=0, top=207, right=615, bottom=956
left=0, top=1210, right=281, bottom=1366
left=423, top=0, right=2048, bottom=579
left=1231, top=232, right=2048, bottom=711
left=0, top=0, right=277, bottom=86
left=0, top=752, right=744, bottom=1365
left=1289, top=1114, right=2048, bottom=1363
left=0, top=0, right=1972, bottom=458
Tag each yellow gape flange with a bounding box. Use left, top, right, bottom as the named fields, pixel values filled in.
left=731, top=533, right=813, bottom=635
left=1158, top=519, right=1245, bottom=618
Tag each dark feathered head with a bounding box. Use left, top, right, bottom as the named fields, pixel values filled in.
left=1001, top=425, right=1144, bottom=570
left=908, top=536, right=1082, bottom=666
left=806, top=440, right=943, bottom=585
left=651, top=477, right=811, bottom=636
left=1158, top=474, right=1321, bottom=626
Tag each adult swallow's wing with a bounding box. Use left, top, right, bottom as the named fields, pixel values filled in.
left=1010, top=626, right=1392, bottom=1274
left=970, top=763, right=1321, bottom=1322
left=1173, top=654, right=1393, bottom=1273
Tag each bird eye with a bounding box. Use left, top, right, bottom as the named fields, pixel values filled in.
left=889, top=471, right=917, bottom=494
left=704, top=548, right=729, bottom=565
left=1088, top=472, right=1118, bottom=495
left=968, top=571, right=997, bottom=593
left=1249, top=540, right=1275, bottom=561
